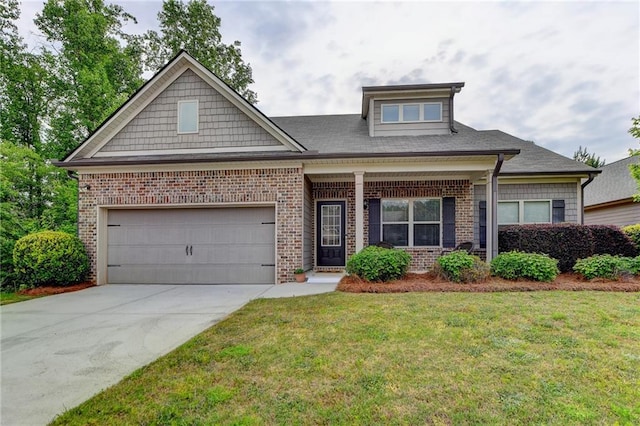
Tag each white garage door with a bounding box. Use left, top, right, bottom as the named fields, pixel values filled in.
left=107, top=207, right=275, bottom=284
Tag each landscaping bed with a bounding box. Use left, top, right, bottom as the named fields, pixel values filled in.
left=18, top=282, right=95, bottom=296
left=338, top=272, right=640, bottom=293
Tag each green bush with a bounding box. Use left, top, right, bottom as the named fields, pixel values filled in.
left=490, top=251, right=559, bottom=282
left=622, top=224, right=640, bottom=251
left=346, top=246, right=411, bottom=282
left=13, top=231, right=89, bottom=288
left=573, top=254, right=640, bottom=280
left=435, top=250, right=490, bottom=283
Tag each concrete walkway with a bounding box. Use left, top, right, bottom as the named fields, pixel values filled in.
left=1, top=281, right=337, bottom=425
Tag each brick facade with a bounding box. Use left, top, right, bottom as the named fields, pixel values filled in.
left=78, top=167, right=303, bottom=284
left=312, top=179, right=473, bottom=271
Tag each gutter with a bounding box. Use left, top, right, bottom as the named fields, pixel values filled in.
left=579, top=172, right=597, bottom=224
left=491, top=153, right=504, bottom=260
left=449, top=86, right=458, bottom=133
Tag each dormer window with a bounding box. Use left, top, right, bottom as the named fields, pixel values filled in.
left=177, top=100, right=199, bottom=133
left=381, top=102, right=443, bottom=123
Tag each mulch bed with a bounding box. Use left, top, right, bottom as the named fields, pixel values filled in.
left=337, top=273, right=640, bottom=293
left=18, top=282, right=96, bottom=296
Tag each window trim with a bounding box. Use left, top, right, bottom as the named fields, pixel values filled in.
left=380, top=102, right=443, bottom=124
left=497, top=199, right=552, bottom=225
left=177, top=99, right=199, bottom=134
left=381, top=198, right=442, bottom=247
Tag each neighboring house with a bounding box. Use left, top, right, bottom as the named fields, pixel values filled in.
left=56, top=51, right=598, bottom=285
left=584, top=156, right=640, bottom=226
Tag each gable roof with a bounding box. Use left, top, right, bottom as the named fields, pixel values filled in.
left=62, top=50, right=305, bottom=163
left=584, top=156, right=639, bottom=206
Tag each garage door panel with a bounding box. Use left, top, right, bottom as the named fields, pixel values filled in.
left=107, top=208, right=275, bottom=284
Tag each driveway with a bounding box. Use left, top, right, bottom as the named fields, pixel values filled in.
left=1, top=283, right=336, bottom=425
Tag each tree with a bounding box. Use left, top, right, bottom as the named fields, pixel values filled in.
left=143, top=0, right=257, bottom=103
left=629, top=116, right=640, bottom=201
left=34, top=0, right=144, bottom=159
left=573, top=145, right=606, bottom=168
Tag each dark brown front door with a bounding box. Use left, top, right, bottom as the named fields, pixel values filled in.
left=316, top=201, right=346, bottom=267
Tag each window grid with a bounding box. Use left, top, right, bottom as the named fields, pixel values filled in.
left=321, top=205, right=341, bottom=247
left=497, top=200, right=552, bottom=225
left=381, top=198, right=441, bottom=247
left=381, top=102, right=443, bottom=123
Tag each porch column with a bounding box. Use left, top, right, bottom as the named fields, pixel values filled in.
left=485, top=170, right=494, bottom=262
left=354, top=171, right=365, bottom=252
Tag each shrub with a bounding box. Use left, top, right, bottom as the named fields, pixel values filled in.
left=13, top=231, right=89, bottom=288
left=623, top=224, right=640, bottom=251
left=346, top=246, right=411, bottom=282
left=490, top=251, right=559, bottom=282
left=573, top=254, right=639, bottom=280
left=498, top=224, right=638, bottom=272
left=435, top=251, right=490, bottom=283
left=588, top=225, right=637, bottom=257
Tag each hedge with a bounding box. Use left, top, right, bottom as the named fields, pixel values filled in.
left=498, top=224, right=638, bottom=272
left=623, top=224, right=640, bottom=251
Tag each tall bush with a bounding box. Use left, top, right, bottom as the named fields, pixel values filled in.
left=498, top=224, right=638, bottom=272
left=13, top=231, right=89, bottom=288
left=346, top=246, right=411, bottom=282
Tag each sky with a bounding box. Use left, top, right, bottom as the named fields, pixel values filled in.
left=17, top=0, right=640, bottom=163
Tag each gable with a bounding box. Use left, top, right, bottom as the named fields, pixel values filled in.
left=92, top=69, right=282, bottom=157
left=64, top=51, right=304, bottom=162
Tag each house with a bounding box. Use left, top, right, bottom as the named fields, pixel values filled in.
left=584, top=156, right=640, bottom=226
left=56, top=51, right=598, bottom=285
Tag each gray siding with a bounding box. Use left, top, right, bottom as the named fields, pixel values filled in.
left=372, top=97, right=450, bottom=137
left=302, top=178, right=313, bottom=270
left=473, top=182, right=579, bottom=247
left=584, top=202, right=640, bottom=227
left=100, top=69, right=281, bottom=153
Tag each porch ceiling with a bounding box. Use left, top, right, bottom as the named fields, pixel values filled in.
left=306, top=170, right=487, bottom=183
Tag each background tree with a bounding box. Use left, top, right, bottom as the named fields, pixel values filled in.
left=142, top=0, right=257, bottom=103
left=573, top=145, right=606, bottom=168
left=629, top=116, right=640, bottom=201
left=35, top=0, right=144, bottom=159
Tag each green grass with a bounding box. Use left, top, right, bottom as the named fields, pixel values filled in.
left=52, top=292, right=640, bottom=425
left=0, top=291, right=41, bottom=305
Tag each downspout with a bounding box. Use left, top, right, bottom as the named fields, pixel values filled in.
left=579, top=172, right=596, bottom=225
left=449, top=86, right=457, bottom=133
left=491, top=153, right=504, bottom=260
left=67, top=170, right=80, bottom=236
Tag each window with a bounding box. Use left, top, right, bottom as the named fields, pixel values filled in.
left=381, top=102, right=443, bottom=123
left=177, top=100, right=198, bottom=133
left=381, top=199, right=441, bottom=246
left=498, top=200, right=551, bottom=225
left=321, top=205, right=341, bottom=246
left=423, top=103, right=442, bottom=121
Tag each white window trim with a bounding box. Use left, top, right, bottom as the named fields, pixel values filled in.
left=381, top=198, right=442, bottom=247
left=498, top=199, right=552, bottom=225
left=381, top=102, right=443, bottom=124
left=177, top=99, right=199, bottom=134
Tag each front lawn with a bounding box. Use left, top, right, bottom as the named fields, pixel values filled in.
left=53, top=292, right=640, bottom=425
left=0, top=291, right=41, bottom=305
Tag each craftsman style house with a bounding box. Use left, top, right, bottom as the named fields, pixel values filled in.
left=57, top=51, right=597, bottom=284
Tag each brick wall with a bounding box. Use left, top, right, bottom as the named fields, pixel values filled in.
left=312, top=179, right=473, bottom=271
left=78, top=168, right=303, bottom=284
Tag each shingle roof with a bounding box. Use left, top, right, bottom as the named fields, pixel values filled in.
left=271, top=114, right=596, bottom=175
left=584, top=156, right=639, bottom=206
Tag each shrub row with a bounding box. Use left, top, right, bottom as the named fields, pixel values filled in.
left=573, top=254, right=640, bottom=280
left=499, top=224, right=637, bottom=272
left=13, top=231, right=89, bottom=289
left=346, top=246, right=411, bottom=282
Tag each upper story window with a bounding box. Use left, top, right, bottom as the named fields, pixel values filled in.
left=381, top=198, right=441, bottom=247
left=381, top=102, right=443, bottom=123
left=498, top=200, right=551, bottom=225
left=177, top=100, right=198, bottom=133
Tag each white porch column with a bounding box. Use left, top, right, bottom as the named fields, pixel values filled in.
left=354, top=171, right=365, bottom=252
left=485, top=170, right=494, bottom=262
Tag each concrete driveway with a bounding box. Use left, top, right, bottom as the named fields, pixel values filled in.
left=0, top=283, right=336, bottom=425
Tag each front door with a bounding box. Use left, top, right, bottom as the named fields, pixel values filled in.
left=316, top=201, right=346, bottom=267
